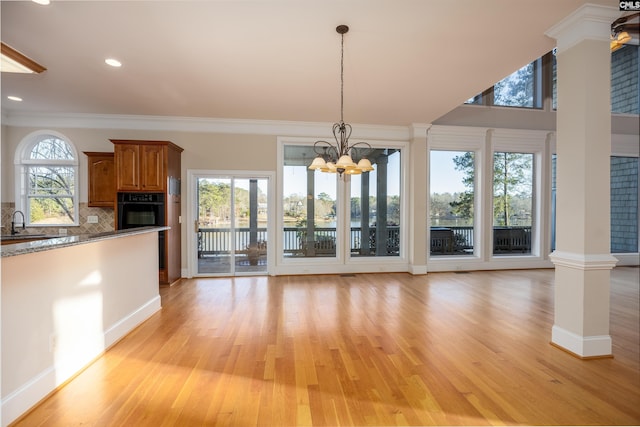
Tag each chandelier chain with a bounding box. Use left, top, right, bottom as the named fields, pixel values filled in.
left=340, top=30, right=344, bottom=124
left=308, top=24, right=373, bottom=176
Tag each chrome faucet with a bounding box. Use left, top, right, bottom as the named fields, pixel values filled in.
left=11, top=210, right=25, bottom=235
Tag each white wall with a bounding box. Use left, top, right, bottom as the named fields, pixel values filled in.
left=1, top=231, right=161, bottom=426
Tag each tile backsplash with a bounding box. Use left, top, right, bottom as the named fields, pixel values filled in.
left=1, top=202, right=114, bottom=236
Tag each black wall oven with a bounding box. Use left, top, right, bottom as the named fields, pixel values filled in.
left=117, top=192, right=166, bottom=268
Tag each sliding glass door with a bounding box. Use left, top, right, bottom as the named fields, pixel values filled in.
left=195, top=175, right=269, bottom=276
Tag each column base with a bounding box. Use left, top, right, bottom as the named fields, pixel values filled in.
left=551, top=325, right=613, bottom=359
left=409, top=264, right=428, bottom=275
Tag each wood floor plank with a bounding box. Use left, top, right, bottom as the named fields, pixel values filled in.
left=10, top=268, right=640, bottom=426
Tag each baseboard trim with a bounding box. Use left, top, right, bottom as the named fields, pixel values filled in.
left=551, top=325, right=613, bottom=358
left=409, top=264, right=428, bottom=275
left=549, top=342, right=614, bottom=360
left=1, top=297, right=161, bottom=427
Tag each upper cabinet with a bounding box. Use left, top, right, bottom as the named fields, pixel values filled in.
left=111, top=140, right=183, bottom=192
left=84, top=152, right=115, bottom=207
left=113, top=143, right=140, bottom=191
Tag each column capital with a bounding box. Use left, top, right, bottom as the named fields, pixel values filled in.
left=410, top=123, right=431, bottom=140
left=545, top=4, right=621, bottom=53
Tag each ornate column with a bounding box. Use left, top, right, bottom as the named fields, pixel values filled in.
left=545, top=4, right=620, bottom=358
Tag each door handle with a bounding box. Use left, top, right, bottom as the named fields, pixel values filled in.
left=195, top=220, right=199, bottom=234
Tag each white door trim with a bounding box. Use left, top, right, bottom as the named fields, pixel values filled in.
left=186, top=169, right=276, bottom=277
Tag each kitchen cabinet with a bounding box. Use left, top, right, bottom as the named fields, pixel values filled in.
left=113, top=141, right=171, bottom=192
left=84, top=152, right=115, bottom=207
left=111, top=139, right=183, bottom=285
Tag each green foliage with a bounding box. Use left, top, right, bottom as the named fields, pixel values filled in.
left=198, top=180, right=232, bottom=223
left=448, top=151, right=533, bottom=226
left=28, top=165, right=75, bottom=223
left=450, top=152, right=475, bottom=220
left=493, top=152, right=532, bottom=226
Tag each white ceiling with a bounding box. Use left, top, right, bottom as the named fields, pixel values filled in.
left=0, top=0, right=617, bottom=127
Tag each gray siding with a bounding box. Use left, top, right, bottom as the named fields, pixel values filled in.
left=611, top=156, right=639, bottom=253
left=612, top=45, right=639, bottom=115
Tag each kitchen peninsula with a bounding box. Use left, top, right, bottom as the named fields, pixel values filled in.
left=1, top=227, right=166, bottom=426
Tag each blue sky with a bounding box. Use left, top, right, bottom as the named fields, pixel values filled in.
left=429, top=151, right=468, bottom=194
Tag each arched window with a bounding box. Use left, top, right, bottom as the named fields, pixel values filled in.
left=14, top=132, right=79, bottom=226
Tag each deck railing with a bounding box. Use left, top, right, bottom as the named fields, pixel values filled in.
left=429, top=226, right=532, bottom=255
left=198, top=226, right=401, bottom=257
left=197, top=225, right=531, bottom=257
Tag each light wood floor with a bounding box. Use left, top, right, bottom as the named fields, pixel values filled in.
left=12, top=268, right=640, bottom=426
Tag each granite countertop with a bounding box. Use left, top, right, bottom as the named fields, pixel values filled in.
left=1, top=233, right=66, bottom=241
left=0, top=226, right=169, bottom=258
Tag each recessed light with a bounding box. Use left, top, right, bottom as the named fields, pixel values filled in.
left=8, top=96, right=23, bottom=101
left=32, top=0, right=50, bottom=5
left=105, top=58, right=122, bottom=67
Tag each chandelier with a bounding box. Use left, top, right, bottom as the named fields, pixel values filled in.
left=610, top=12, right=639, bottom=52
left=309, top=25, right=373, bottom=176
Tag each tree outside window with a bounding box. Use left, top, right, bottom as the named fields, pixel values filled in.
left=492, top=152, right=533, bottom=255
left=493, top=62, right=536, bottom=108
left=465, top=59, right=541, bottom=108
left=492, top=152, right=533, bottom=227
left=429, top=151, right=475, bottom=256
left=20, top=135, right=78, bottom=226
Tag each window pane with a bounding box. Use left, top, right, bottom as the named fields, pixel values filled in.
left=429, top=150, right=475, bottom=256
left=611, top=156, right=639, bottom=253
left=493, top=152, right=533, bottom=255
left=283, top=145, right=337, bottom=258
left=350, top=149, right=401, bottom=257
left=464, top=94, right=482, bottom=105
left=29, top=196, right=74, bottom=224
left=494, top=62, right=535, bottom=108
left=29, top=137, right=74, bottom=160
left=21, top=135, right=78, bottom=227
left=28, top=166, right=74, bottom=196
left=235, top=178, right=269, bottom=274
left=197, top=178, right=233, bottom=274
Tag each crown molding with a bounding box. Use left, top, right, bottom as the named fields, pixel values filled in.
left=0, top=110, right=411, bottom=140
left=545, top=4, right=621, bottom=53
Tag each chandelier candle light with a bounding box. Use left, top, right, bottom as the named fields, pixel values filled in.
left=309, top=25, right=374, bottom=176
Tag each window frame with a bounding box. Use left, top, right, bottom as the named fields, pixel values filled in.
left=427, top=126, right=550, bottom=271
left=14, top=131, right=80, bottom=227
left=491, top=130, right=546, bottom=260
left=276, top=137, right=409, bottom=275
left=427, top=126, right=484, bottom=262
left=428, top=149, right=478, bottom=258
left=465, top=58, right=544, bottom=109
